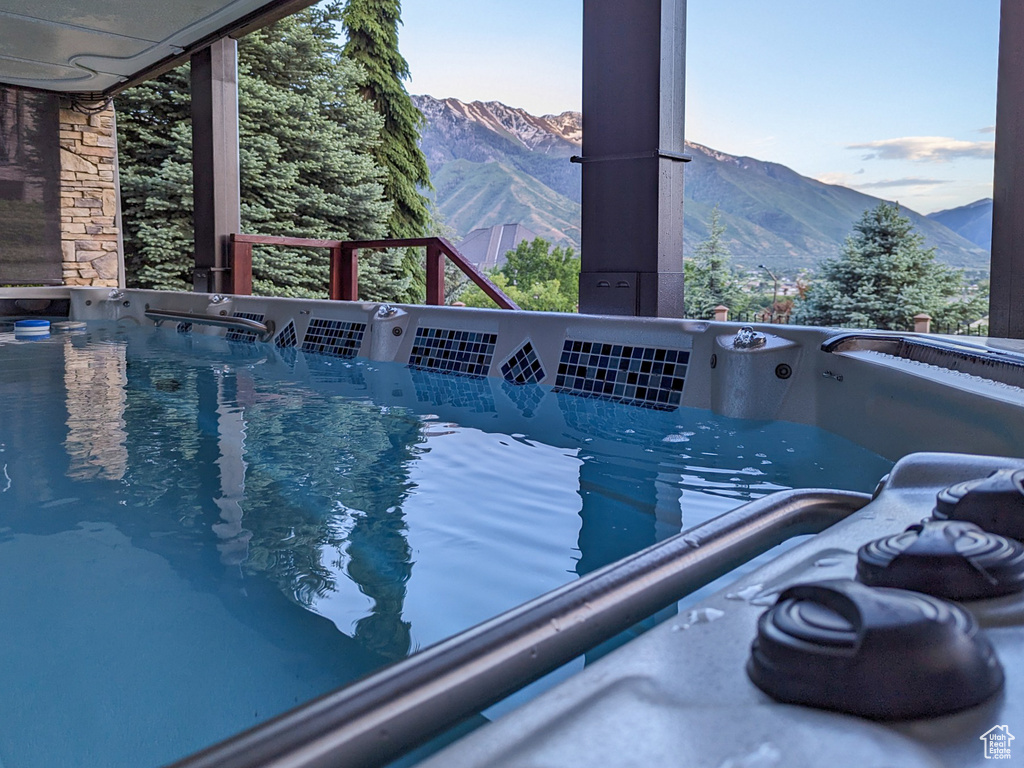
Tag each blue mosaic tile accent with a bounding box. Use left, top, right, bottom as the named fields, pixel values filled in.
left=275, top=320, right=297, bottom=349
left=226, top=312, right=265, bottom=343
left=554, top=340, right=688, bottom=410
left=408, top=327, right=497, bottom=378
left=412, top=369, right=496, bottom=413
left=176, top=322, right=192, bottom=333
left=500, top=340, right=545, bottom=385
left=301, top=318, right=365, bottom=358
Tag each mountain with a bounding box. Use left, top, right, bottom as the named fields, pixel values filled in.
left=927, top=198, right=992, bottom=251
left=414, top=96, right=580, bottom=204
left=432, top=159, right=581, bottom=245
left=682, top=144, right=989, bottom=273
left=414, top=95, right=990, bottom=275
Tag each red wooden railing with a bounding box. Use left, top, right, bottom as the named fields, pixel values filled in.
left=227, top=234, right=519, bottom=310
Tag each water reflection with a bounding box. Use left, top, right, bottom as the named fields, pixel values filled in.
left=239, top=379, right=423, bottom=660
left=108, top=337, right=426, bottom=662
left=210, top=369, right=252, bottom=567
left=63, top=336, right=128, bottom=481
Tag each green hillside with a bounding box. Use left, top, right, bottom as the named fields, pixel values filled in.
left=431, top=159, right=581, bottom=249
left=927, top=198, right=993, bottom=251
left=684, top=143, right=990, bottom=273
left=415, top=96, right=990, bottom=276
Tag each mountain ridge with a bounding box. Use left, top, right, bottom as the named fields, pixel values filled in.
left=926, top=198, right=993, bottom=251
left=414, top=95, right=989, bottom=275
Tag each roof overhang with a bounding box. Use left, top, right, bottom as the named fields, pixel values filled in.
left=0, top=0, right=318, bottom=99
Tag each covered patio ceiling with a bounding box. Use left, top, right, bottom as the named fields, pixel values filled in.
left=0, top=0, right=315, bottom=97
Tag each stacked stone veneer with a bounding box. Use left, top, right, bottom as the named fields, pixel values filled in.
left=58, top=102, right=121, bottom=286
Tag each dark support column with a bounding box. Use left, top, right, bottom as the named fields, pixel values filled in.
left=579, top=0, right=687, bottom=318
left=991, top=0, right=1024, bottom=338
left=191, top=38, right=241, bottom=294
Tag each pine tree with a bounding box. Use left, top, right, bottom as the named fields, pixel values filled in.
left=684, top=206, right=744, bottom=318
left=117, top=68, right=196, bottom=290
left=236, top=6, right=396, bottom=297
left=341, top=0, right=433, bottom=241
left=117, top=4, right=410, bottom=300
left=792, top=202, right=984, bottom=330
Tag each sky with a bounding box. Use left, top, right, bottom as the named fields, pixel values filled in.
left=399, top=0, right=999, bottom=214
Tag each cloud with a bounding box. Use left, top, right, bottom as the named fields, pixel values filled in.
left=853, top=177, right=951, bottom=189
left=978, top=126, right=996, bottom=134
left=815, top=169, right=865, bottom=186
left=847, top=136, right=994, bottom=162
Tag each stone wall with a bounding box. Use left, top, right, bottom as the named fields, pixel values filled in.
left=58, top=103, right=121, bottom=287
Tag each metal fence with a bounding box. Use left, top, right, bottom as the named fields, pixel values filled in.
left=727, top=311, right=790, bottom=325
left=930, top=321, right=990, bottom=337
left=699, top=311, right=990, bottom=337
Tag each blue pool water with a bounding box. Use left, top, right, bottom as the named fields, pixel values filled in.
left=0, top=323, right=894, bottom=767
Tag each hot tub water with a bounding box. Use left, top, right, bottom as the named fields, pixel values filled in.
left=0, top=324, right=892, bottom=768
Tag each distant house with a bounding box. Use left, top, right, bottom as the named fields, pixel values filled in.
left=458, top=223, right=539, bottom=270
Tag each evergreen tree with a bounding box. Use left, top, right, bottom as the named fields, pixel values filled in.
left=461, top=237, right=580, bottom=312
left=792, top=202, right=985, bottom=330
left=341, top=0, right=432, bottom=241
left=117, top=69, right=197, bottom=290
left=684, top=206, right=744, bottom=318
left=117, top=4, right=410, bottom=299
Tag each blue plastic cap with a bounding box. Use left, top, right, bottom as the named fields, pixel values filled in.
left=14, top=319, right=50, bottom=328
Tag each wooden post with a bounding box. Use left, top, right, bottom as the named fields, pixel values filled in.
left=329, top=245, right=341, bottom=300
left=191, top=39, right=241, bottom=293
left=425, top=243, right=445, bottom=305
left=713, top=305, right=729, bottom=322
left=228, top=237, right=252, bottom=295
left=990, top=0, right=1024, bottom=337
left=331, top=244, right=358, bottom=301
left=914, top=313, right=932, bottom=334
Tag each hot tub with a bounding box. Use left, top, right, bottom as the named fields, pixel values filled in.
left=5, top=286, right=1024, bottom=768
